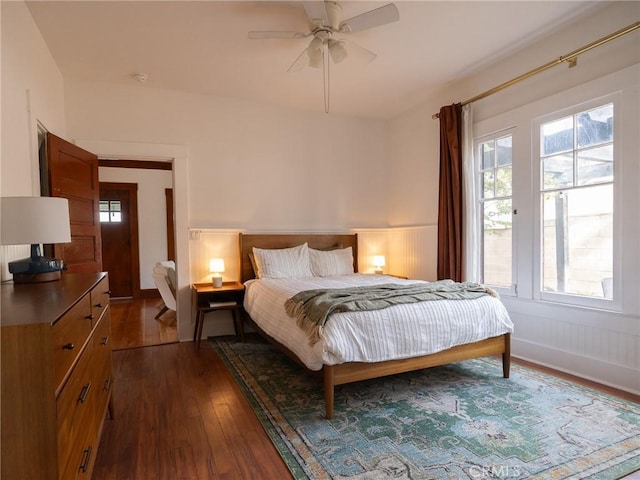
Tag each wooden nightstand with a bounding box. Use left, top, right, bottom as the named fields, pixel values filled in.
left=192, top=281, right=245, bottom=349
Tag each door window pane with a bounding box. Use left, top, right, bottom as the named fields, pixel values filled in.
left=100, top=200, right=123, bottom=223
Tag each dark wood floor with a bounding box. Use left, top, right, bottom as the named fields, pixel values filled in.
left=94, top=299, right=638, bottom=479
left=110, top=296, right=178, bottom=350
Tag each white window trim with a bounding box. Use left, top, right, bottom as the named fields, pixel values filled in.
left=532, top=92, right=622, bottom=312
left=475, top=127, right=518, bottom=297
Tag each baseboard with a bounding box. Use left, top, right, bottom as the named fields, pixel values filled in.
left=512, top=337, right=640, bottom=396
left=138, top=288, right=161, bottom=299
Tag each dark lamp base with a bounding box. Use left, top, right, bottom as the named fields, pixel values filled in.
left=13, top=271, right=62, bottom=284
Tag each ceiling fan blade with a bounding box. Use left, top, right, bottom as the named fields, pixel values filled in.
left=288, top=47, right=310, bottom=72
left=339, top=3, right=399, bottom=33
left=248, top=31, right=309, bottom=39
left=302, top=1, right=329, bottom=27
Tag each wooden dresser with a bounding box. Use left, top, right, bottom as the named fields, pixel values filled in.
left=1, top=272, right=113, bottom=479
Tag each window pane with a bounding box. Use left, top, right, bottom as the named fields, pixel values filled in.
left=483, top=199, right=512, bottom=287
left=110, top=201, right=121, bottom=212
left=577, top=145, right=613, bottom=186
left=99, top=200, right=109, bottom=212
left=495, top=167, right=512, bottom=197
left=577, top=104, right=613, bottom=148
left=543, top=153, right=573, bottom=190
left=110, top=212, right=122, bottom=222
left=481, top=141, right=495, bottom=170
left=542, top=185, right=613, bottom=297
left=496, top=136, right=512, bottom=166
left=542, top=116, right=573, bottom=156
left=99, top=211, right=109, bottom=222
left=483, top=171, right=495, bottom=199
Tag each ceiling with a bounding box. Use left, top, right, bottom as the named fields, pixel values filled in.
left=26, top=1, right=601, bottom=119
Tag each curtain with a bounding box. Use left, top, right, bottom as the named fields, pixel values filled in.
left=462, top=104, right=479, bottom=282
left=437, top=103, right=463, bottom=282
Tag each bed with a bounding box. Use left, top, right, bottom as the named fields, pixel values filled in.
left=239, top=233, right=513, bottom=419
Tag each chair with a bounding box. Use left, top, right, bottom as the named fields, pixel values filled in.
left=601, top=277, right=613, bottom=299
left=152, top=261, right=177, bottom=319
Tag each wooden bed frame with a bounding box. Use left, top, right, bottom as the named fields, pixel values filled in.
left=239, top=233, right=511, bottom=419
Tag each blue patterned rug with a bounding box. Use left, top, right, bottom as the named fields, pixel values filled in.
left=210, top=335, right=640, bottom=479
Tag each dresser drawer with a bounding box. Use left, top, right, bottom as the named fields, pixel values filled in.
left=60, top=426, right=97, bottom=480
left=56, top=344, right=96, bottom=476
left=53, top=295, right=93, bottom=392
left=90, top=276, right=110, bottom=327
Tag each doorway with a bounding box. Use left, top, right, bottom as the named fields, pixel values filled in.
left=99, top=182, right=140, bottom=298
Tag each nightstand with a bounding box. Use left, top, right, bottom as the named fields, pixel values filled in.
left=192, top=281, right=245, bottom=349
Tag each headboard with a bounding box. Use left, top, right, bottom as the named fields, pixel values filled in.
left=238, top=233, right=358, bottom=283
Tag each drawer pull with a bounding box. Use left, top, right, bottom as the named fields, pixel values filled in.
left=85, top=314, right=94, bottom=320
left=101, top=335, right=110, bottom=346
left=78, top=382, right=91, bottom=404
left=106, top=290, right=112, bottom=295
left=79, top=445, right=92, bottom=473
left=63, top=343, right=75, bottom=350
left=103, top=377, right=112, bottom=392
left=95, top=303, right=103, bottom=308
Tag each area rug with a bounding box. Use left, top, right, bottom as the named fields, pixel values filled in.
left=210, top=336, right=640, bottom=479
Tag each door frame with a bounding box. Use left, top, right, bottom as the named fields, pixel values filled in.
left=75, top=140, right=189, bottom=342
left=99, top=182, right=141, bottom=298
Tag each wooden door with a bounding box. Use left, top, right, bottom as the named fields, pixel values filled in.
left=99, top=183, right=140, bottom=298
left=165, top=188, right=175, bottom=262
left=45, top=133, right=102, bottom=273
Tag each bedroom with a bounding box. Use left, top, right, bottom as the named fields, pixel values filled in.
left=1, top=0, right=638, bottom=478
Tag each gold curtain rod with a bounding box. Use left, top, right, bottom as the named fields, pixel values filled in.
left=432, top=21, right=640, bottom=119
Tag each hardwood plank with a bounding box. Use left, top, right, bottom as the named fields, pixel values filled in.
left=93, top=342, right=293, bottom=480
left=109, top=298, right=177, bottom=350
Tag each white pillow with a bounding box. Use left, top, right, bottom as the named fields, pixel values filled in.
left=252, top=243, right=313, bottom=279
left=309, top=247, right=354, bottom=277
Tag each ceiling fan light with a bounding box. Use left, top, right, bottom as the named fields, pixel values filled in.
left=308, top=49, right=323, bottom=68
left=328, top=40, right=347, bottom=64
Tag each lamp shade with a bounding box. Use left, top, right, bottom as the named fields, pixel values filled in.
left=1, top=196, right=71, bottom=245
left=209, top=258, right=225, bottom=274
left=372, top=255, right=386, bottom=268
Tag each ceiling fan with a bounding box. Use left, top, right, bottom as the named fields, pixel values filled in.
left=248, top=1, right=400, bottom=112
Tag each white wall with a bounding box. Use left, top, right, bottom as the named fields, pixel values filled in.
left=64, top=80, right=390, bottom=231
left=0, top=1, right=67, bottom=277
left=98, top=166, right=173, bottom=290
left=1, top=1, right=66, bottom=196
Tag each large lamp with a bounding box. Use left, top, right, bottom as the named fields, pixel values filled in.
left=1, top=196, right=71, bottom=283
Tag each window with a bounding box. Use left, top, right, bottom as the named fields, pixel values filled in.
left=477, top=132, right=515, bottom=294
left=99, top=200, right=122, bottom=223
left=539, top=103, right=614, bottom=300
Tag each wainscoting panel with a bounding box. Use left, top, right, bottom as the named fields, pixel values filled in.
left=503, top=297, right=640, bottom=394
left=0, top=245, right=30, bottom=282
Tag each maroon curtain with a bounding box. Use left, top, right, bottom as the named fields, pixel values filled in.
left=437, top=103, right=463, bottom=282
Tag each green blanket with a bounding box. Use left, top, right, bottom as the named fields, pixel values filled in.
left=284, top=279, right=497, bottom=344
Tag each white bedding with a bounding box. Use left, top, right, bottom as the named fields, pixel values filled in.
left=243, top=273, right=514, bottom=371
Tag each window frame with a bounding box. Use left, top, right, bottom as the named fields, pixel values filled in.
left=475, top=128, right=518, bottom=297
left=532, top=92, right=622, bottom=311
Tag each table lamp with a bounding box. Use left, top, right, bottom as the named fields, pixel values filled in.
left=372, top=255, right=386, bottom=274
left=209, top=258, right=225, bottom=288
left=1, top=196, right=71, bottom=283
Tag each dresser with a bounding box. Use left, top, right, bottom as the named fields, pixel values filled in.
left=1, top=272, right=113, bottom=480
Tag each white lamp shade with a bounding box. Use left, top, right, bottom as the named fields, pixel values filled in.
left=372, top=255, right=386, bottom=268
left=209, top=258, right=225, bottom=274
left=1, top=196, right=71, bottom=245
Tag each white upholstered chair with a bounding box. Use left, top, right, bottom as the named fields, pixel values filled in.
left=152, top=261, right=177, bottom=319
